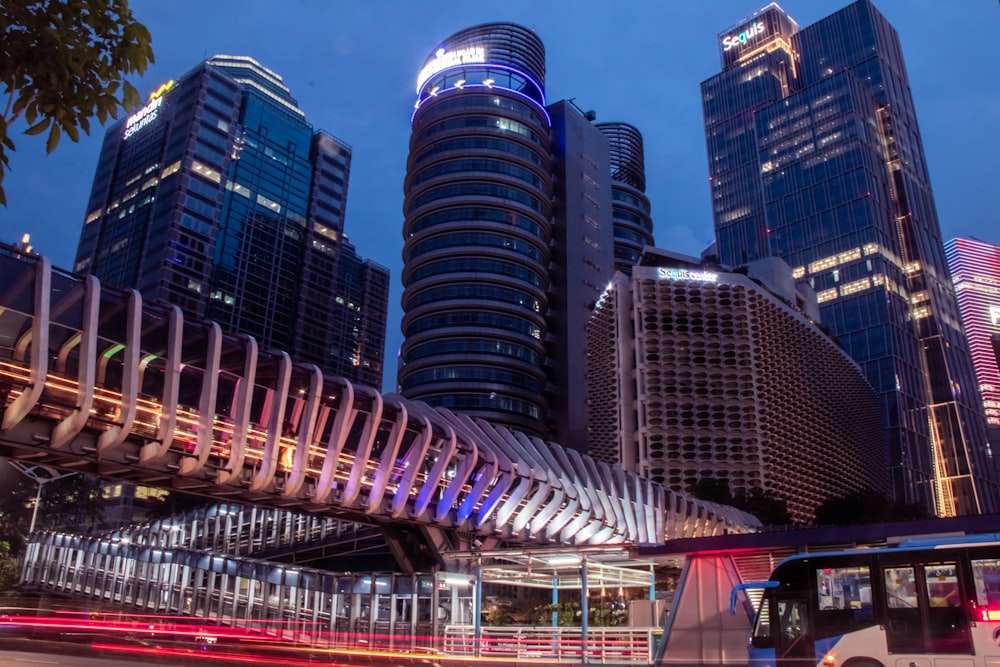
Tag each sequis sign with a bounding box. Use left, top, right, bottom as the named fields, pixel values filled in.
left=723, top=21, right=765, bottom=51
left=658, top=267, right=719, bottom=283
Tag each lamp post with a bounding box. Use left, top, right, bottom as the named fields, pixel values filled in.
left=7, top=461, right=76, bottom=533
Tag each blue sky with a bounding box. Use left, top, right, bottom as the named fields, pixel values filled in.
left=2, top=1, right=996, bottom=393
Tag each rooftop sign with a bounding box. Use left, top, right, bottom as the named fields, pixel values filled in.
left=722, top=21, right=765, bottom=51
left=658, top=267, right=719, bottom=283
left=123, top=80, right=174, bottom=140
left=416, top=45, right=486, bottom=92
left=123, top=96, right=162, bottom=140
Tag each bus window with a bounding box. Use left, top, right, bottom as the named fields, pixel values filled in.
left=884, top=566, right=918, bottom=608
left=814, top=566, right=875, bottom=639
left=971, top=558, right=1000, bottom=610
left=816, top=566, right=871, bottom=610
left=924, top=564, right=961, bottom=607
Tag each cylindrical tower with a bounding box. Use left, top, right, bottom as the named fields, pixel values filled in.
left=400, top=23, right=553, bottom=437
left=595, top=122, right=654, bottom=274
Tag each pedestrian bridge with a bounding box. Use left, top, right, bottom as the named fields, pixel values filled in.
left=0, top=245, right=757, bottom=549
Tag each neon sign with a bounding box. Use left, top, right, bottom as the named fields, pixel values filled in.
left=147, top=79, right=175, bottom=101
left=723, top=21, right=765, bottom=51
left=658, top=267, right=719, bottom=283
left=416, top=45, right=486, bottom=92
left=123, top=97, right=162, bottom=139
left=123, top=80, right=174, bottom=140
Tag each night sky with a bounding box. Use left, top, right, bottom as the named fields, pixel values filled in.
left=2, top=1, right=996, bottom=394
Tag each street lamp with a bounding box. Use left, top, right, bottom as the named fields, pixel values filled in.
left=7, top=461, right=77, bottom=533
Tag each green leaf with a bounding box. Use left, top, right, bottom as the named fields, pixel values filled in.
left=24, top=118, right=51, bottom=136
left=122, top=79, right=139, bottom=110
left=46, top=124, right=61, bottom=154
left=62, top=120, right=79, bottom=143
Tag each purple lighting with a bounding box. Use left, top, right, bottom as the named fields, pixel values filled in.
left=417, top=62, right=544, bottom=102
left=414, top=62, right=549, bottom=124
left=411, top=82, right=552, bottom=127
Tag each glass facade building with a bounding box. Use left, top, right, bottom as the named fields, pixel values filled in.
left=401, top=24, right=553, bottom=437
left=74, top=56, right=388, bottom=388
left=400, top=24, right=653, bottom=440
left=595, top=123, right=654, bottom=276
left=702, top=1, right=997, bottom=515
left=945, top=237, right=1000, bottom=455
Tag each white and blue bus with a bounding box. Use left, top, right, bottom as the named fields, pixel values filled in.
left=731, top=534, right=1000, bottom=667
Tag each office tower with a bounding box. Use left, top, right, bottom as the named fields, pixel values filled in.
left=400, top=23, right=650, bottom=440
left=701, top=1, right=997, bottom=515
left=74, top=55, right=388, bottom=388
left=595, top=123, right=654, bottom=276
left=587, top=248, right=889, bottom=523
left=945, top=237, right=1000, bottom=455
left=546, top=101, right=617, bottom=448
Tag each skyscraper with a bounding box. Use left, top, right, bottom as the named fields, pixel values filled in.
left=701, top=1, right=997, bottom=515
left=400, top=23, right=652, bottom=441
left=587, top=249, right=888, bottom=523
left=945, top=237, right=1000, bottom=455
left=74, top=55, right=388, bottom=388
left=595, top=123, right=654, bottom=276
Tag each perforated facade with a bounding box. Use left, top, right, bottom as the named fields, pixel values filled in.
left=588, top=253, right=889, bottom=523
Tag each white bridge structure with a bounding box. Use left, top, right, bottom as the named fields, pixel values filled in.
left=0, top=246, right=756, bottom=553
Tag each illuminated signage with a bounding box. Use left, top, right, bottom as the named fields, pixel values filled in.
left=723, top=21, right=765, bottom=51
left=123, top=80, right=174, bottom=140
left=147, top=79, right=175, bottom=101
left=123, top=97, right=162, bottom=139
left=658, top=267, right=719, bottom=283
left=416, top=45, right=486, bottom=92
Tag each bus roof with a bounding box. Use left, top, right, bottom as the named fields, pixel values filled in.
left=772, top=532, right=1000, bottom=571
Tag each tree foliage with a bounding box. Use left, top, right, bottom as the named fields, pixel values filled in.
left=687, top=476, right=793, bottom=526
left=812, top=489, right=930, bottom=525
left=0, top=0, right=154, bottom=205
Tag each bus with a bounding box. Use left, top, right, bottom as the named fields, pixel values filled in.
left=731, top=533, right=1000, bottom=667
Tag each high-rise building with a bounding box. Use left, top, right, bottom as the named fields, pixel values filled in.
left=595, top=123, right=654, bottom=276
left=701, top=1, right=997, bottom=515
left=399, top=23, right=652, bottom=441
left=587, top=248, right=888, bottom=523
left=945, top=237, right=1000, bottom=456
left=74, top=55, right=388, bottom=388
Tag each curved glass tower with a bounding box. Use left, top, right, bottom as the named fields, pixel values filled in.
left=595, top=122, right=653, bottom=274
left=400, top=23, right=553, bottom=437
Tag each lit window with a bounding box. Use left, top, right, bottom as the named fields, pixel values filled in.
left=226, top=180, right=251, bottom=198
left=256, top=194, right=281, bottom=213
left=192, top=161, right=222, bottom=184
left=161, top=161, right=181, bottom=178
left=840, top=278, right=872, bottom=296
left=816, top=288, right=838, bottom=303
left=313, top=223, right=338, bottom=241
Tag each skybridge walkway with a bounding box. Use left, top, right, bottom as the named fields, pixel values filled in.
left=0, top=246, right=757, bottom=549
